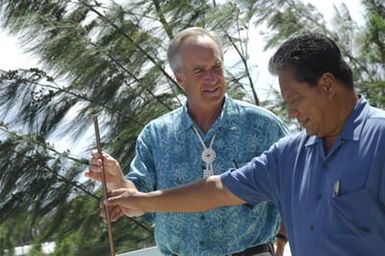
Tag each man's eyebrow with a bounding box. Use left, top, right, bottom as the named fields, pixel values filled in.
left=286, top=94, right=300, bottom=102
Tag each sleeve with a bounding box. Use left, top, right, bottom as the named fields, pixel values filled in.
left=380, top=145, right=385, bottom=209
left=126, top=125, right=157, bottom=223
left=221, top=142, right=281, bottom=207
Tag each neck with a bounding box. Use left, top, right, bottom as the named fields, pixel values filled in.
left=188, top=101, right=224, bottom=133
left=323, top=92, right=359, bottom=152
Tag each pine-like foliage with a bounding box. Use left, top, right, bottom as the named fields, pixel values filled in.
left=0, top=0, right=384, bottom=255
left=0, top=0, right=267, bottom=254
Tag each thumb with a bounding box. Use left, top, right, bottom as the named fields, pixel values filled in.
left=84, top=170, right=102, bottom=182
left=104, top=188, right=129, bottom=207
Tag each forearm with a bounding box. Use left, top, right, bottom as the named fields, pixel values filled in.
left=275, top=224, right=288, bottom=256
left=137, top=175, right=244, bottom=213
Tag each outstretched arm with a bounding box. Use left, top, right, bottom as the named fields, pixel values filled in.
left=104, top=175, right=245, bottom=216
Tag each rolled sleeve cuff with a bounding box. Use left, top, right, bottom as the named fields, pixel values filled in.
left=221, top=169, right=257, bottom=208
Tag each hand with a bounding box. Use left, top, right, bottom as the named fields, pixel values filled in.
left=86, top=150, right=126, bottom=190
left=102, top=188, right=146, bottom=219
left=275, top=230, right=288, bottom=256
left=100, top=203, right=125, bottom=223
left=274, top=245, right=285, bottom=256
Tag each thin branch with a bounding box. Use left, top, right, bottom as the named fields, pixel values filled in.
left=223, top=30, right=259, bottom=105
left=0, top=69, right=146, bottom=127
left=0, top=124, right=153, bottom=232
left=79, top=0, right=180, bottom=91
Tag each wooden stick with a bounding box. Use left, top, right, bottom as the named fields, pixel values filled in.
left=93, top=116, right=116, bottom=256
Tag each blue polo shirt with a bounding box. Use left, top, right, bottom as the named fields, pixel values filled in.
left=222, top=96, right=385, bottom=256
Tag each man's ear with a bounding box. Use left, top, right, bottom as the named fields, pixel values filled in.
left=319, top=72, right=336, bottom=98
left=174, top=72, right=185, bottom=90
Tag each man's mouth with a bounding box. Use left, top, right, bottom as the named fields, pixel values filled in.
left=203, top=87, right=219, bottom=93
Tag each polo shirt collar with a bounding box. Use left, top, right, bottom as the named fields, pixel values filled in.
left=340, top=95, right=368, bottom=141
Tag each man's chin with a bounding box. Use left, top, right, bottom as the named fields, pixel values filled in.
left=304, top=128, right=316, bottom=136
left=203, top=93, right=225, bottom=103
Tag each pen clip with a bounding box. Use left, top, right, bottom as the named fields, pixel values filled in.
left=333, top=180, right=341, bottom=196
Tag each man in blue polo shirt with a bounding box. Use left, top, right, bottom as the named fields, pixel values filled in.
left=102, top=33, right=385, bottom=256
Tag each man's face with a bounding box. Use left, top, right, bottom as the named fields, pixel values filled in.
left=279, top=69, right=335, bottom=137
left=174, top=36, right=226, bottom=110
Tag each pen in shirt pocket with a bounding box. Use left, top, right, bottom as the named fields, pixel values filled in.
left=333, top=180, right=341, bottom=196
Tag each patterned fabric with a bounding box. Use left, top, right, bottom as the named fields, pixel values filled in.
left=222, top=96, right=385, bottom=256
left=127, top=96, right=288, bottom=256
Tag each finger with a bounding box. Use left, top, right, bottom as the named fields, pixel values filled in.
left=125, top=209, right=145, bottom=218
left=104, top=193, right=127, bottom=207
left=100, top=205, right=107, bottom=223
left=99, top=204, right=111, bottom=219
left=99, top=203, right=123, bottom=222
left=84, top=170, right=102, bottom=181
left=100, top=207, right=106, bottom=219
left=101, top=151, right=112, bottom=159
left=89, top=156, right=102, bottom=167
left=99, top=156, right=118, bottom=168
left=110, top=207, right=124, bottom=222
left=92, top=154, right=119, bottom=174
left=91, top=149, right=100, bottom=158
left=107, top=188, right=128, bottom=198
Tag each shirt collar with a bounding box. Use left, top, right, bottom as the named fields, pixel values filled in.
left=305, top=95, right=369, bottom=146
left=179, top=95, right=238, bottom=133
left=339, top=95, right=369, bottom=141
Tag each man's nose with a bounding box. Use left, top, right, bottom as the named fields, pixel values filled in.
left=204, top=70, right=218, bottom=84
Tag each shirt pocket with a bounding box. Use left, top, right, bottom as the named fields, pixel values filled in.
left=331, top=187, right=379, bottom=241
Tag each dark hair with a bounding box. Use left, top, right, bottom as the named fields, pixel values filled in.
left=268, top=32, right=353, bottom=89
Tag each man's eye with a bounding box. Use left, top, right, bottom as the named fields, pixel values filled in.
left=290, top=97, right=301, bottom=106
left=214, top=64, right=222, bottom=71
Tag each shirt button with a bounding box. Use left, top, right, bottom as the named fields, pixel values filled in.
left=309, top=225, right=315, bottom=231
left=316, top=193, right=322, bottom=200
left=200, top=215, right=205, bottom=220
left=199, top=241, right=204, bottom=246
left=322, top=163, right=328, bottom=169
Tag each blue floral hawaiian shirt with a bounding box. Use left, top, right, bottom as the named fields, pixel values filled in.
left=127, top=96, right=288, bottom=255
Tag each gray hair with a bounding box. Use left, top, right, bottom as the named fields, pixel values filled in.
left=167, top=27, right=224, bottom=72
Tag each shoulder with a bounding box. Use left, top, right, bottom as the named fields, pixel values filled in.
left=148, top=107, right=183, bottom=126
left=229, top=98, right=284, bottom=124
left=362, top=105, right=385, bottom=133
left=271, top=131, right=309, bottom=154
left=140, top=107, right=183, bottom=136
left=367, top=105, right=385, bottom=122
left=363, top=106, right=385, bottom=141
